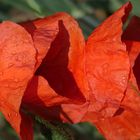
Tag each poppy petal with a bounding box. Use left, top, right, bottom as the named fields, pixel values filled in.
left=87, top=2, right=132, bottom=43
left=35, top=13, right=86, bottom=103
left=94, top=42, right=140, bottom=140
left=94, top=72, right=140, bottom=139
left=122, top=16, right=140, bottom=112
left=122, top=16, right=140, bottom=41
left=94, top=110, right=140, bottom=140
left=85, top=2, right=131, bottom=117
left=119, top=42, right=140, bottom=115
left=121, top=73, right=140, bottom=111
left=125, top=41, right=140, bottom=66
left=123, top=15, right=140, bottom=88
left=23, top=76, right=73, bottom=108
left=46, top=3, right=133, bottom=124
left=94, top=21, right=140, bottom=139
left=20, top=112, right=33, bottom=140
left=21, top=17, right=59, bottom=69
left=0, top=21, right=36, bottom=139
left=21, top=13, right=87, bottom=124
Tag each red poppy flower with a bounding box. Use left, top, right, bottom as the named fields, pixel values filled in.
left=56, top=2, right=140, bottom=140
left=1, top=1, right=140, bottom=140
left=94, top=15, right=140, bottom=140
left=0, top=12, right=87, bottom=140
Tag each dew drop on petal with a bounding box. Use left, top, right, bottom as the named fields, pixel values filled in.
left=5, top=84, right=10, bottom=88
left=15, top=113, right=18, bottom=117
left=0, top=72, right=3, bottom=76
left=102, top=63, right=109, bottom=74
left=120, top=76, right=126, bottom=87
left=0, top=100, right=4, bottom=106
left=14, top=78, right=19, bottom=82
left=8, top=113, right=11, bottom=117
left=11, top=51, right=16, bottom=55
left=8, top=63, right=13, bottom=67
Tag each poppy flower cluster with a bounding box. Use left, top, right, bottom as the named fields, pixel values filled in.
left=0, top=2, right=140, bottom=140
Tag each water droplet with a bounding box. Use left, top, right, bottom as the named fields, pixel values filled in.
left=1, top=101, right=4, bottom=104
left=120, top=77, right=126, bottom=87
left=8, top=113, right=11, bottom=117
left=15, top=113, right=18, bottom=117
left=102, top=63, right=109, bottom=74
left=8, top=63, right=13, bottom=67
left=11, top=51, right=16, bottom=55
left=122, top=76, right=126, bottom=80
left=101, top=118, right=105, bottom=121
left=87, top=88, right=90, bottom=92
left=14, top=78, right=19, bottom=82
left=122, top=79, right=126, bottom=83
left=5, top=84, right=9, bottom=87
left=0, top=71, right=3, bottom=76
left=16, top=56, right=22, bottom=61
left=15, top=55, right=25, bottom=62
left=0, top=101, right=4, bottom=105
left=22, top=61, right=27, bottom=65
left=122, top=76, right=126, bottom=81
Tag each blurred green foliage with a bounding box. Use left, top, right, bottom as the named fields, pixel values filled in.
left=0, top=0, right=140, bottom=140
left=0, top=0, right=139, bottom=37
left=0, top=113, right=104, bottom=140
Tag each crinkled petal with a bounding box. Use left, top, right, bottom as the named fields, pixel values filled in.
left=21, top=17, right=59, bottom=69
left=0, top=21, right=36, bottom=140
left=23, top=76, right=74, bottom=108
left=60, top=103, right=89, bottom=123
left=94, top=71, right=140, bottom=140
left=87, top=2, right=131, bottom=43
left=122, top=36, right=140, bottom=112
left=94, top=20, right=140, bottom=139
left=84, top=2, right=131, bottom=117
left=123, top=15, right=140, bottom=65
left=22, top=13, right=87, bottom=123
left=120, top=14, right=140, bottom=112
left=121, top=71, right=140, bottom=112
left=123, top=15, right=140, bottom=88
left=35, top=13, right=86, bottom=103
left=44, top=3, right=132, bottom=124
left=94, top=110, right=140, bottom=140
